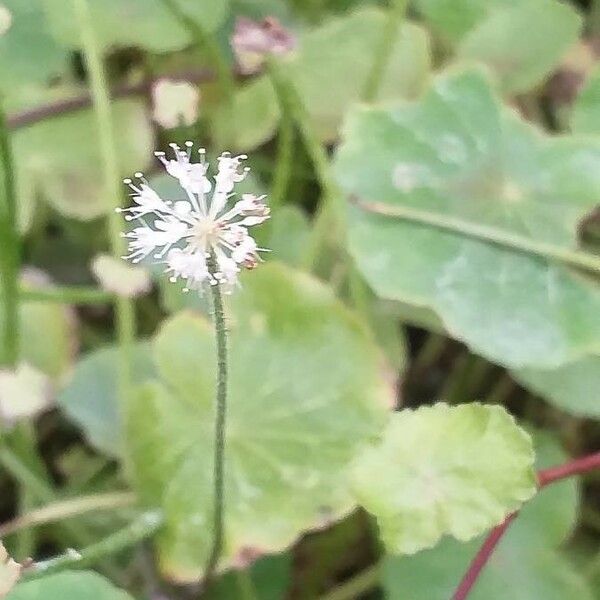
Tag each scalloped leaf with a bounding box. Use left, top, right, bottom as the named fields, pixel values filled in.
left=335, top=68, right=600, bottom=369
left=383, top=430, right=590, bottom=600
left=12, top=97, right=153, bottom=221
left=351, top=403, right=536, bottom=555
left=125, top=263, right=391, bottom=581
left=43, top=0, right=229, bottom=53
left=7, top=571, right=134, bottom=600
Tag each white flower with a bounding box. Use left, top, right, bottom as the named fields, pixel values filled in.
left=91, top=253, right=152, bottom=298
left=151, top=79, right=200, bottom=129
left=118, top=143, right=269, bottom=293
left=0, top=362, right=52, bottom=427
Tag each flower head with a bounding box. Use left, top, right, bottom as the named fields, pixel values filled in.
left=231, top=16, right=296, bottom=75
left=119, top=143, right=269, bottom=293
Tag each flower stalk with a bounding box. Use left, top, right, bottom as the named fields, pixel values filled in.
left=266, top=58, right=340, bottom=270
left=362, top=0, right=408, bottom=102
left=74, top=0, right=136, bottom=416
left=22, top=511, right=163, bottom=581
left=205, top=252, right=229, bottom=580
left=120, top=144, right=268, bottom=578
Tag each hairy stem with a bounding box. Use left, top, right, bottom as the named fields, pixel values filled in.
left=23, top=511, right=163, bottom=581
left=74, top=0, right=135, bottom=416
left=0, top=99, right=20, bottom=366
left=353, top=196, right=600, bottom=275
left=452, top=451, right=600, bottom=600
left=204, top=254, right=229, bottom=581
left=362, top=0, right=408, bottom=102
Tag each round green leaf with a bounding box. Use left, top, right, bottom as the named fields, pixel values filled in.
left=383, top=537, right=593, bottom=600
left=351, top=403, right=536, bottom=555
left=513, top=355, right=600, bottom=419
left=57, top=344, right=155, bottom=457
left=0, top=0, right=68, bottom=89
left=43, top=0, right=229, bottom=53
left=457, top=0, right=581, bottom=93
left=290, top=8, right=431, bottom=142
left=7, top=571, right=134, bottom=600
left=382, top=429, right=584, bottom=600
left=125, top=263, right=392, bottom=581
left=214, top=77, right=280, bottom=153
left=335, top=68, right=600, bottom=369
left=13, top=97, right=153, bottom=221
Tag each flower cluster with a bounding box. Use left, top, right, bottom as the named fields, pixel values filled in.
left=231, top=16, right=296, bottom=75
left=119, top=143, right=269, bottom=293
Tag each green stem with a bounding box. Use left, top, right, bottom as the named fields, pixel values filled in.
left=205, top=254, right=229, bottom=580
left=362, top=0, right=408, bottom=102
left=267, top=59, right=340, bottom=270
left=20, top=285, right=114, bottom=305
left=0, top=492, right=136, bottom=538
left=269, top=108, right=294, bottom=211
left=158, top=0, right=235, bottom=145
left=23, top=511, right=163, bottom=581
left=0, top=437, right=120, bottom=575
left=0, top=433, right=53, bottom=504
left=74, top=0, right=135, bottom=416
left=354, top=197, right=600, bottom=275
left=318, top=563, right=381, bottom=600
left=8, top=423, right=51, bottom=558
left=0, top=99, right=20, bottom=366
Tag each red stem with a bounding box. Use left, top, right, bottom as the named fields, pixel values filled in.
left=7, top=67, right=252, bottom=131
left=451, top=451, right=600, bottom=600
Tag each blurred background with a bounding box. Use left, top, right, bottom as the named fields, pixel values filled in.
left=0, top=0, right=600, bottom=599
